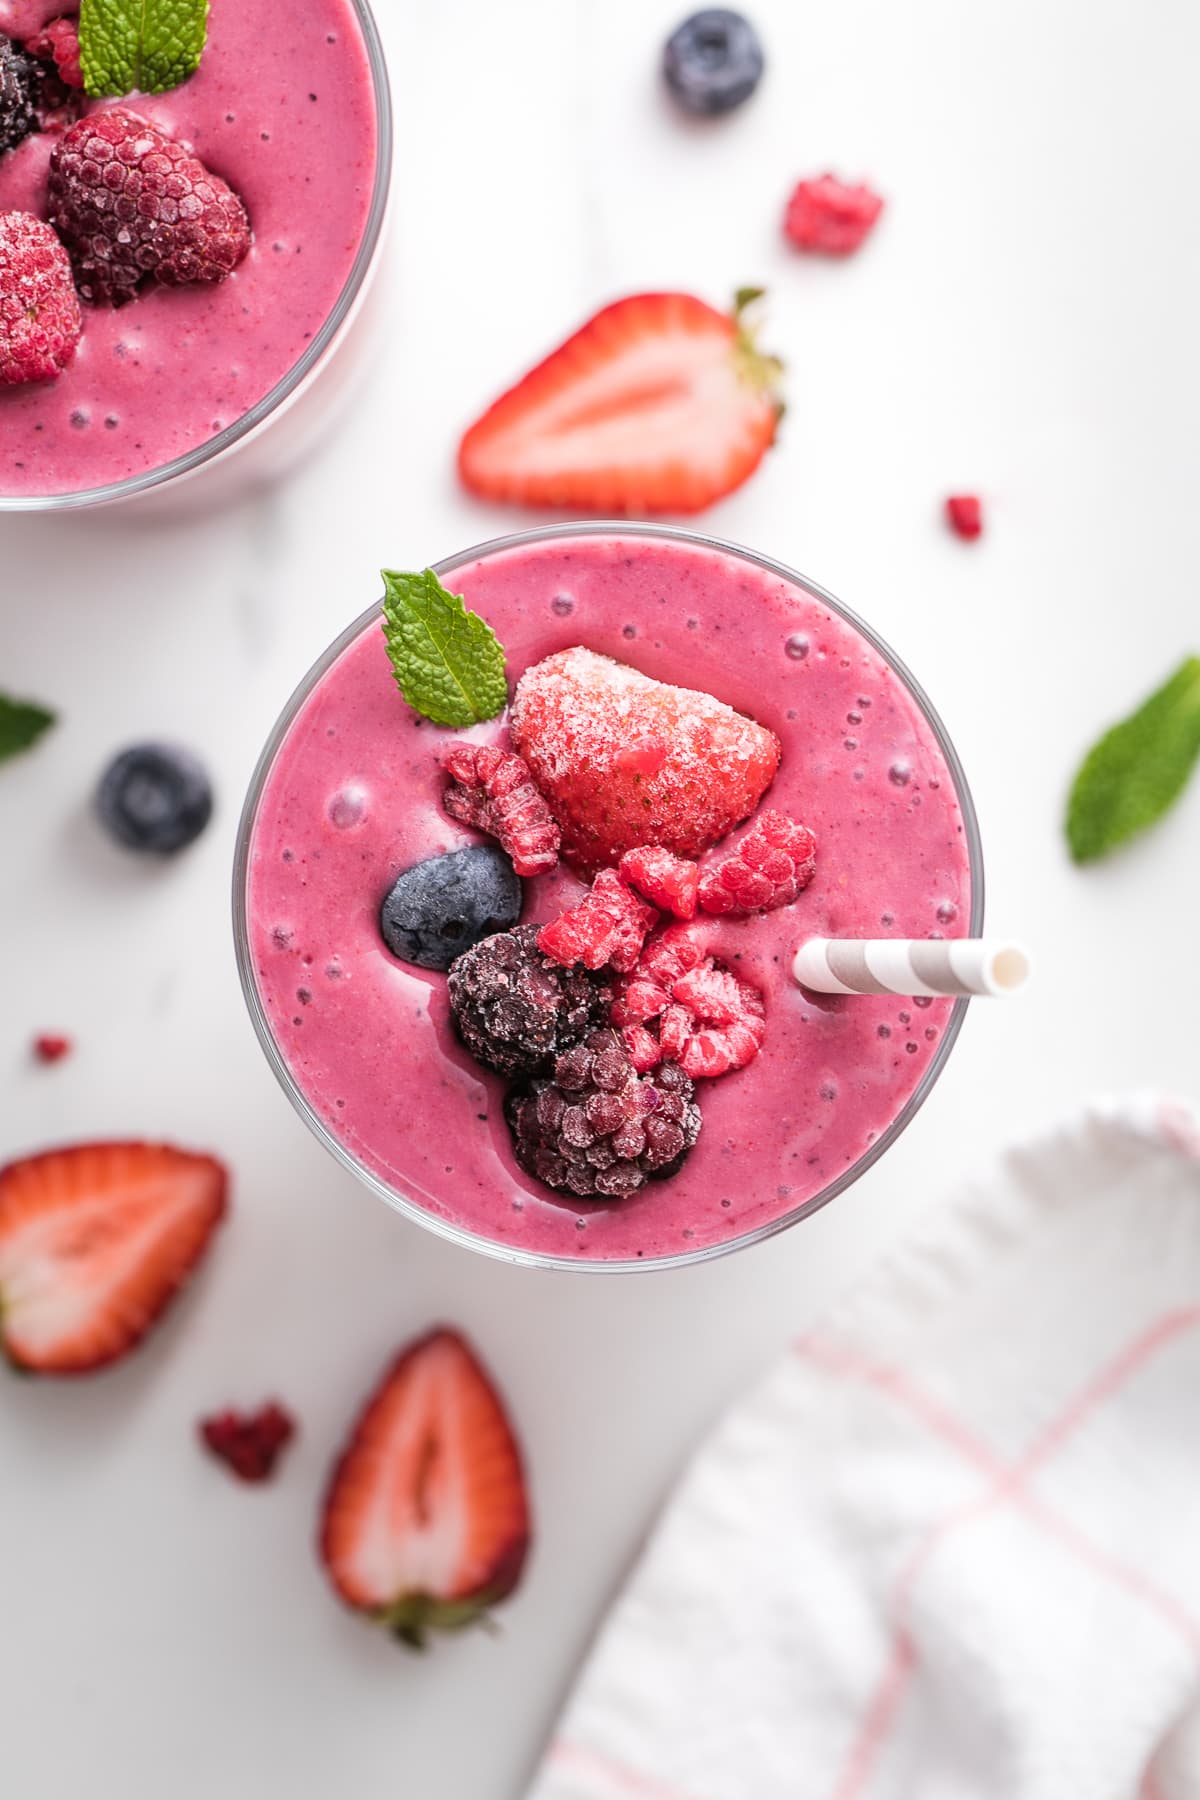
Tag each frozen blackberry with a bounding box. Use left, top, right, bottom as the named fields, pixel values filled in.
left=449, top=924, right=611, bottom=1077
left=0, top=35, right=39, bottom=156
left=505, top=1029, right=702, bottom=1200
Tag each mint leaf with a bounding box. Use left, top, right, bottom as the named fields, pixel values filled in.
left=80, top=0, right=210, bottom=98
left=1066, top=655, right=1200, bottom=863
left=381, top=570, right=508, bottom=729
left=0, top=693, right=56, bottom=763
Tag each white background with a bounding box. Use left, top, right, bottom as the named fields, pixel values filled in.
left=3, top=2, right=1198, bottom=1795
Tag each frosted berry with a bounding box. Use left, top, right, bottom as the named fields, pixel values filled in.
left=945, top=494, right=983, bottom=540
left=380, top=845, right=521, bottom=972
left=0, top=211, right=81, bottom=385
left=505, top=1029, right=701, bottom=1199
left=448, top=924, right=611, bottom=1077
left=22, top=17, right=83, bottom=89
left=442, top=743, right=560, bottom=878
left=95, top=742, right=213, bottom=854
left=537, top=869, right=659, bottom=974
left=48, top=108, right=251, bottom=306
left=698, top=809, right=816, bottom=915
left=611, top=922, right=766, bottom=1079
left=783, top=175, right=884, bottom=256
left=662, top=10, right=764, bottom=117
left=0, top=33, right=39, bottom=154
left=619, top=845, right=699, bottom=919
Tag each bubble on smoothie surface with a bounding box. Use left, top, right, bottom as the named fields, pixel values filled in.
left=936, top=900, right=958, bottom=924
left=889, top=760, right=911, bottom=787
left=785, top=633, right=810, bottom=661
left=551, top=594, right=574, bottom=616
left=272, top=926, right=293, bottom=949
left=327, top=785, right=367, bottom=829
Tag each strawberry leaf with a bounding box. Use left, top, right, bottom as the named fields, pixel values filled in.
left=80, top=0, right=209, bottom=98
left=1066, top=655, right=1200, bottom=863
left=381, top=569, right=508, bottom=729
left=0, top=693, right=56, bottom=763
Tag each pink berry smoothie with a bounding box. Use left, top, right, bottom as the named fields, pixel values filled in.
left=239, top=528, right=978, bottom=1268
left=0, top=0, right=380, bottom=499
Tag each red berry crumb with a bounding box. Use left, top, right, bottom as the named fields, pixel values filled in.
left=23, top=16, right=84, bottom=88
left=32, top=1033, right=72, bottom=1063
left=199, top=1402, right=296, bottom=1484
left=783, top=175, right=884, bottom=256
left=611, top=923, right=766, bottom=1080
left=698, top=810, right=817, bottom=916
left=48, top=109, right=252, bottom=307
left=619, top=845, right=699, bottom=919
left=945, top=494, right=983, bottom=540
left=538, top=869, right=659, bottom=974
left=0, top=211, right=81, bottom=385
left=443, top=743, right=560, bottom=877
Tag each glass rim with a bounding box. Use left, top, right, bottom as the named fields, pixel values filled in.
left=0, top=0, right=393, bottom=514
left=232, top=520, right=986, bottom=1274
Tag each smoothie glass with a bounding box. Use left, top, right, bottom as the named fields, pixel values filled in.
left=233, top=523, right=984, bottom=1272
left=0, top=0, right=391, bottom=513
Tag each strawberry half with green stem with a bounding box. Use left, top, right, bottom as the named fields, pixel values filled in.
left=0, top=1141, right=227, bottom=1375
left=320, top=1328, right=531, bottom=1649
left=458, top=289, right=784, bottom=515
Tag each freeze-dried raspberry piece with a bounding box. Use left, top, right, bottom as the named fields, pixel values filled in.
left=23, top=16, right=83, bottom=88
left=610, top=925, right=766, bottom=1079
left=619, top=845, right=699, bottom=918
left=698, top=809, right=816, bottom=916
left=442, top=742, right=560, bottom=878
left=944, top=494, right=983, bottom=540
left=783, top=174, right=884, bottom=256
left=537, top=869, right=659, bottom=974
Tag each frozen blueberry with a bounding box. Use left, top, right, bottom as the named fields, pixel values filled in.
left=379, top=845, right=521, bottom=972
left=662, top=10, right=764, bottom=117
left=95, top=743, right=214, bottom=853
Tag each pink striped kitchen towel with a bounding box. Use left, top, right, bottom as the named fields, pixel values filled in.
left=527, top=1097, right=1200, bottom=1800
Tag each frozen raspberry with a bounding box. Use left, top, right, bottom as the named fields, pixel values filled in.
left=505, top=1029, right=701, bottom=1199
left=611, top=923, right=766, bottom=1080
left=783, top=175, right=884, bottom=256
left=619, top=845, right=699, bottom=919
left=448, top=924, right=612, bottom=1077
left=0, top=33, right=39, bottom=154
left=199, top=1402, right=296, bottom=1484
left=48, top=109, right=252, bottom=307
left=538, top=869, right=659, bottom=974
left=0, top=212, right=81, bottom=385
left=442, top=743, right=560, bottom=878
left=23, top=17, right=83, bottom=89
left=945, top=494, right=983, bottom=540
left=32, top=1032, right=73, bottom=1062
left=698, top=809, right=816, bottom=916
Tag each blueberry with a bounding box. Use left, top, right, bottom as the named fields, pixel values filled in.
left=379, top=846, right=521, bottom=972
left=96, top=744, right=213, bottom=854
left=662, top=10, right=764, bottom=116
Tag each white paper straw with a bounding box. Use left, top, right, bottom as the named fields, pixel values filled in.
left=792, top=937, right=1030, bottom=999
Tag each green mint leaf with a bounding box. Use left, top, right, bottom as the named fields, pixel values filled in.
left=381, top=569, right=508, bottom=729
left=1066, top=655, right=1200, bottom=863
left=80, top=0, right=210, bottom=98
left=0, top=692, right=56, bottom=763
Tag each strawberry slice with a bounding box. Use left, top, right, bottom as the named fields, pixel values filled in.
left=320, top=1328, right=531, bottom=1649
left=458, top=290, right=783, bottom=515
left=0, top=1142, right=227, bottom=1375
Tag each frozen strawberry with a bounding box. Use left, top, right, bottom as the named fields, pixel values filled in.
left=0, top=211, right=81, bottom=385
left=698, top=809, right=817, bottom=915
left=783, top=175, right=884, bottom=256
left=458, top=290, right=783, bottom=515
left=511, top=647, right=781, bottom=871
left=32, top=1032, right=72, bottom=1063
left=23, top=16, right=83, bottom=88
left=619, top=846, right=699, bottom=919
left=945, top=494, right=983, bottom=540
left=48, top=109, right=251, bottom=307
left=611, top=923, right=766, bottom=1080
left=537, top=869, right=658, bottom=974
left=441, top=743, right=560, bottom=877
left=0, top=1141, right=227, bottom=1375
left=200, top=1402, right=296, bottom=1484
left=320, top=1328, right=531, bottom=1649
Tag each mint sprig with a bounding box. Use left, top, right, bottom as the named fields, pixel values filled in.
left=80, top=0, right=209, bottom=98
left=1066, top=655, right=1200, bottom=863
left=381, top=570, right=508, bottom=729
left=0, top=693, right=56, bottom=763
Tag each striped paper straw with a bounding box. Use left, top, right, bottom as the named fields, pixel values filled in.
left=792, top=937, right=1030, bottom=999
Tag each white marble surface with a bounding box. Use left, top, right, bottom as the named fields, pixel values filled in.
left=2, top=2, right=1198, bottom=1795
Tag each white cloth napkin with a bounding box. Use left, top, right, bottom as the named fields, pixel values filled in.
left=527, top=1097, right=1200, bottom=1800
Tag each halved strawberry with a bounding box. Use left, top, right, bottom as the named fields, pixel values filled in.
left=0, top=1141, right=227, bottom=1375
left=458, top=289, right=783, bottom=515
left=320, top=1328, right=531, bottom=1650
